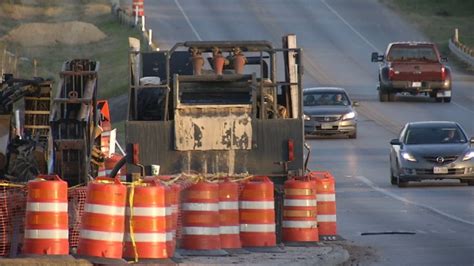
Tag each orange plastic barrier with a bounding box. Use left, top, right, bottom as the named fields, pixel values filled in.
left=239, top=176, right=276, bottom=247
left=77, top=177, right=126, bottom=258
left=181, top=181, right=220, bottom=250
left=169, top=183, right=180, bottom=255
left=22, top=175, right=69, bottom=255
left=123, top=180, right=169, bottom=259
left=103, top=154, right=126, bottom=180
left=282, top=177, right=318, bottom=242
left=218, top=180, right=241, bottom=249
left=132, top=0, right=144, bottom=17
left=312, top=172, right=337, bottom=240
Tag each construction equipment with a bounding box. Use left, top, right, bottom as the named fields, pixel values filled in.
left=125, top=35, right=304, bottom=181
left=0, top=74, right=52, bottom=181
left=49, top=59, right=100, bottom=186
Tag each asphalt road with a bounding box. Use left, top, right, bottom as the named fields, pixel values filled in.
left=142, top=0, right=474, bottom=264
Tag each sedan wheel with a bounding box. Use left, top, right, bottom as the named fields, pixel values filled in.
left=390, top=168, right=397, bottom=185
left=397, top=177, right=408, bottom=188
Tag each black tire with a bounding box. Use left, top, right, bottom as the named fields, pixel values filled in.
left=435, top=96, right=443, bottom=103
left=349, top=130, right=357, bottom=139
left=390, top=168, right=397, bottom=185
left=397, top=177, right=408, bottom=188
left=444, top=97, right=451, bottom=103
left=388, top=92, right=396, bottom=102
left=379, top=90, right=388, bottom=102
left=467, top=180, right=474, bottom=186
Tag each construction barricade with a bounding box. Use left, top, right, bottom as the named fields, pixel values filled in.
left=310, top=171, right=338, bottom=240
left=123, top=179, right=169, bottom=260
left=282, top=176, right=318, bottom=243
left=218, top=180, right=241, bottom=249
left=77, top=177, right=127, bottom=259
left=239, top=176, right=276, bottom=248
left=22, top=175, right=69, bottom=255
left=180, top=181, right=224, bottom=255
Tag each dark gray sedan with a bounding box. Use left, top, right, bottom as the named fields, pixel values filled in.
left=390, top=121, right=474, bottom=187
left=303, top=87, right=357, bottom=138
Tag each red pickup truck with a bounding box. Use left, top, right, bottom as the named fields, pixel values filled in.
left=371, top=42, right=451, bottom=102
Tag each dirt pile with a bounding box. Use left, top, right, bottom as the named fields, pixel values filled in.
left=0, top=3, right=110, bottom=20
left=2, top=21, right=107, bottom=47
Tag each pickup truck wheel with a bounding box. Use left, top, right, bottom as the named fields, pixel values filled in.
left=435, top=96, right=443, bottom=103
left=443, top=97, right=451, bottom=103
left=388, top=93, right=396, bottom=102
left=379, top=90, right=388, bottom=102
left=467, top=180, right=474, bottom=186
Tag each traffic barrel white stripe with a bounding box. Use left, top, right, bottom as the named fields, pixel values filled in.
left=284, top=199, right=316, bottom=207
left=126, top=206, right=167, bottom=217
left=181, top=203, right=219, bottom=211
left=239, top=201, right=274, bottom=210
left=317, top=214, right=337, bottom=222
left=24, top=229, right=69, bottom=239
left=80, top=229, right=124, bottom=242
left=219, top=225, right=240, bottom=234
left=219, top=201, right=239, bottom=210
left=84, top=203, right=125, bottom=216
left=317, top=194, right=336, bottom=202
left=240, top=224, right=275, bottom=233
left=26, top=202, right=68, bottom=212
left=124, top=232, right=167, bottom=242
left=282, top=220, right=317, bottom=228
left=182, top=227, right=220, bottom=236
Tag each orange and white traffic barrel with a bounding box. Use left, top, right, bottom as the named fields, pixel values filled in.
left=168, top=183, right=180, bottom=256
left=100, top=130, right=112, bottom=157
left=314, top=173, right=337, bottom=240
left=77, top=177, right=127, bottom=258
left=282, top=177, right=318, bottom=242
left=23, top=175, right=69, bottom=255
left=132, top=0, right=144, bottom=17
left=181, top=181, right=220, bottom=250
left=219, top=180, right=241, bottom=249
left=239, top=176, right=276, bottom=247
left=123, top=180, right=169, bottom=259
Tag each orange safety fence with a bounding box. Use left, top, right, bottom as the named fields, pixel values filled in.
left=0, top=184, right=27, bottom=257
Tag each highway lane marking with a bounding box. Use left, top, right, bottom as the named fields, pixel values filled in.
left=173, top=0, right=202, bottom=41
left=320, top=0, right=380, bottom=53
left=452, top=101, right=474, bottom=116
left=352, top=175, right=474, bottom=226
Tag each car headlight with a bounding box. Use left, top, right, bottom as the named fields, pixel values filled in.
left=303, top=114, right=311, bottom=121
left=462, top=151, right=474, bottom=161
left=401, top=151, right=417, bottom=162
left=342, top=111, right=356, bottom=120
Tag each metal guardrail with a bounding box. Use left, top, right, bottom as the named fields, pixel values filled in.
left=448, top=29, right=474, bottom=67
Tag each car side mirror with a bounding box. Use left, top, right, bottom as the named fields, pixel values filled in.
left=352, top=101, right=360, bottom=107
left=441, top=56, right=448, bottom=62
left=390, top=139, right=401, bottom=145
left=371, top=52, right=384, bottom=62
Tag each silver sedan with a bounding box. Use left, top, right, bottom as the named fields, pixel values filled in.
left=389, top=121, right=474, bottom=187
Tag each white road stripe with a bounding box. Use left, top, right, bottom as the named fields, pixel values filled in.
left=354, top=175, right=474, bottom=226
left=320, top=0, right=380, bottom=53
left=173, top=0, right=202, bottom=41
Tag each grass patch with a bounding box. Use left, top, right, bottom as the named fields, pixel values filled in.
left=381, top=0, right=474, bottom=55
left=1, top=1, right=145, bottom=99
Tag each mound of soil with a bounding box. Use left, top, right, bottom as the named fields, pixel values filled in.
left=0, top=3, right=110, bottom=20
left=2, top=21, right=107, bottom=46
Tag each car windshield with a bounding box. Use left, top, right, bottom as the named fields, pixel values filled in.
left=404, top=126, right=467, bottom=145
left=303, top=92, right=350, bottom=106
left=387, top=46, right=438, bottom=61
